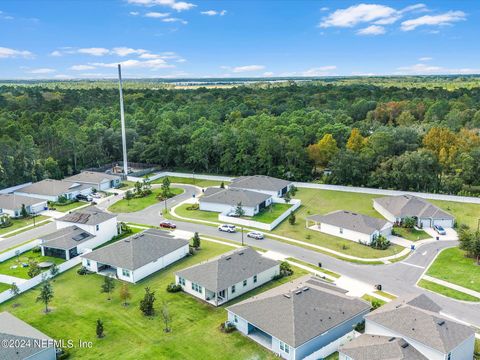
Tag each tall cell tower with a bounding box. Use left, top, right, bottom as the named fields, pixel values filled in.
left=118, top=64, right=128, bottom=177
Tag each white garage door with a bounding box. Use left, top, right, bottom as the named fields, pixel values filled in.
left=432, top=219, right=454, bottom=228
left=419, top=218, right=432, bottom=228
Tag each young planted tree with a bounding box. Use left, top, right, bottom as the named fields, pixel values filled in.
left=220, top=182, right=225, bottom=189
left=28, top=260, right=41, bottom=278
left=403, top=217, right=416, bottom=228
left=235, top=202, right=245, bottom=217
left=161, top=177, right=172, bottom=199
left=192, top=232, right=201, bottom=249
left=36, top=279, right=54, bottom=313
left=96, top=319, right=105, bottom=338
left=10, top=282, right=20, bottom=306
left=101, top=275, right=115, bottom=300
left=284, top=191, right=291, bottom=204
left=50, top=263, right=59, bottom=279
left=280, top=261, right=294, bottom=277
left=140, top=287, right=156, bottom=316
left=288, top=211, right=296, bottom=225
left=125, top=190, right=133, bottom=205
left=119, top=283, right=131, bottom=306
left=20, top=204, right=28, bottom=218
left=161, top=301, right=172, bottom=333
left=458, top=228, right=480, bottom=265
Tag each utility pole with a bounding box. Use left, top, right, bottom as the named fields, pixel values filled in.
left=241, top=226, right=244, bottom=246
left=118, top=64, right=128, bottom=177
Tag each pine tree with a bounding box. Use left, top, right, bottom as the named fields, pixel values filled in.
left=139, top=287, right=156, bottom=316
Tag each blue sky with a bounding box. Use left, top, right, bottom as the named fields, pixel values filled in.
left=0, top=0, right=479, bottom=79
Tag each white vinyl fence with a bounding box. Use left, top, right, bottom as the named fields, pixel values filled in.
left=128, top=171, right=234, bottom=183
left=303, top=330, right=359, bottom=360
left=0, top=240, right=41, bottom=262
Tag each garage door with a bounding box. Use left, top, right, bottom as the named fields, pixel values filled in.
left=419, top=218, right=431, bottom=228
left=432, top=219, right=454, bottom=228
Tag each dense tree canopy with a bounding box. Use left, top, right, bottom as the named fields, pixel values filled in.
left=1, top=79, right=480, bottom=195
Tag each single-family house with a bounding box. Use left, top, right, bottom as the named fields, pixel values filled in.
left=64, top=171, right=121, bottom=191
left=199, top=187, right=273, bottom=216
left=339, top=334, right=428, bottom=360
left=306, top=210, right=392, bottom=245
left=0, top=193, right=47, bottom=218
left=226, top=276, right=370, bottom=360
left=175, top=247, right=279, bottom=306
left=228, top=175, right=293, bottom=198
left=14, top=179, right=92, bottom=202
left=373, top=195, right=455, bottom=228
left=362, top=294, right=475, bottom=360
left=40, top=226, right=95, bottom=260
left=81, top=229, right=189, bottom=283
left=55, top=206, right=118, bottom=245
left=0, top=311, right=56, bottom=360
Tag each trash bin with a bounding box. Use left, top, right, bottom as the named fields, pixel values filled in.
left=318, top=262, right=322, bottom=268
left=411, top=244, right=415, bottom=251
left=375, top=284, right=382, bottom=291
left=436, top=236, right=439, bottom=241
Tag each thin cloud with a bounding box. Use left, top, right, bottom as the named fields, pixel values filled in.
left=401, top=11, right=466, bottom=31
left=418, top=56, right=432, bottom=61
left=130, top=11, right=140, bottom=16
left=396, top=62, right=479, bottom=75
left=0, top=46, right=33, bottom=58
left=232, top=65, right=265, bottom=73
left=78, top=47, right=110, bottom=56
left=302, top=66, right=337, bottom=76
left=201, top=10, right=226, bottom=16
left=91, top=58, right=174, bottom=70
left=112, top=47, right=148, bottom=56
left=145, top=11, right=170, bottom=18
left=27, top=68, right=56, bottom=74
left=70, top=65, right=96, bottom=71
left=162, top=17, right=187, bottom=24
left=357, top=25, right=386, bottom=35
left=127, top=0, right=196, bottom=12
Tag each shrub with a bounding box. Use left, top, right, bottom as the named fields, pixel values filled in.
left=371, top=299, right=383, bottom=310
left=353, top=321, right=365, bottom=333
left=166, top=283, right=182, bottom=293
left=288, top=212, right=296, bottom=225
left=77, top=266, right=89, bottom=275
left=370, top=235, right=390, bottom=250
left=220, top=322, right=237, bottom=333
left=280, top=261, right=294, bottom=277
left=186, top=203, right=199, bottom=210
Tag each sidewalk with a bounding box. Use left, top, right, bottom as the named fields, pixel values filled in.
left=422, top=275, right=480, bottom=299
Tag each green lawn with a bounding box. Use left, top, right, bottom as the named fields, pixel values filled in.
left=0, top=249, right=65, bottom=279
left=392, top=226, right=430, bottom=241
left=108, top=187, right=183, bottom=213
left=248, top=203, right=293, bottom=224
left=418, top=279, right=480, bottom=302
left=0, top=282, right=10, bottom=293
left=174, top=203, right=220, bottom=222
left=361, top=294, right=386, bottom=306
left=152, top=176, right=227, bottom=188
left=426, top=247, right=480, bottom=293
left=0, top=241, right=307, bottom=360
left=116, top=180, right=136, bottom=189
left=325, top=352, right=339, bottom=360
left=374, top=290, right=397, bottom=300
left=0, top=215, right=49, bottom=236
left=430, top=199, right=480, bottom=229
left=52, top=201, right=88, bottom=212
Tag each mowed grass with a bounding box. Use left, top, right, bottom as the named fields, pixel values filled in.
left=426, top=247, right=480, bottom=293
left=108, top=187, right=183, bottom=213
left=361, top=294, right=386, bottom=306
left=430, top=199, right=480, bottom=229
left=0, top=282, right=10, bottom=293
left=0, top=215, right=49, bottom=236
left=174, top=204, right=220, bottom=223
left=392, top=227, right=430, bottom=241
left=0, top=241, right=305, bottom=359
left=52, top=201, right=88, bottom=213
left=418, top=279, right=480, bottom=302
left=152, top=176, right=227, bottom=188
left=0, top=249, right=65, bottom=279
left=273, top=188, right=404, bottom=259
left=249, top=203, right=293, bottom=224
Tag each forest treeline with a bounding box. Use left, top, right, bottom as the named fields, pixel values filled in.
left=1, top=80, right=480, bottom=195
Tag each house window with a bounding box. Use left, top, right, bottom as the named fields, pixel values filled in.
left=122, top=269, right=130, bottom=277
left=86, top=260, right=90, bottom=267
left=178, top=277, right=185, bottom=286
left=339, top=228, right=343, bottom=234
left=280, top=342, right=284, bottom=351
left=447, top=353, right=451, bottom=360
left=253, top=275, right=257, bottom=283
left=191, top=283, right=202, bottom=293
left=279, top=341, right=289, bottom=354
left=234, top=315, right=238, bottom=323
left=243, top=279, right=247, bottom=287
left=231, top=285, right=236, bottom=294
left=284, top=344, right=289, bottom=354
left=96, top=224, right=99, bottom=231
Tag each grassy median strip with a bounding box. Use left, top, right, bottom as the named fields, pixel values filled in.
left=418, top=279, right=480, bottom=302
left=108, top=187, right=183, bottom=213
left=374, top=290, right=397, bottom=300
left=361, top=294, right=387, bottom=306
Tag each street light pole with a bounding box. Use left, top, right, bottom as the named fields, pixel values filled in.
left=241, top=226, right=244, bottom=246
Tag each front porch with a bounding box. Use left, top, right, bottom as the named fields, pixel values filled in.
left=205, top=288, right=228, bottom=306
left=97, top=263, right=118, bottom=278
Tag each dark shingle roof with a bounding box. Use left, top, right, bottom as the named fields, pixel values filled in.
left=366, top=294, right=474, bottom=353
left=229, top=175, right=291, bottom=192
left=64, top=171, right=120, bottom=185
left=40, top=225, right=94, bottom=250
left=200, top=187, right=271, bottom=207
left=339, top=335, right=428, bottom=360
left=307, top=210, right=391, bottom=235
left=0, top=312, right=53, bottom=360
left=227, top=276, right=370, bottom=347
left=57, top=206, right=116, bottom=225
left=15, top=179, right=91, bottom=197
left=176, top=247, right=279, bottom=291
left=374, top=195, right=454, bottom=220
left=82, top=229, right=189, bottom=270
left=0, top=193, right=46, bottom=210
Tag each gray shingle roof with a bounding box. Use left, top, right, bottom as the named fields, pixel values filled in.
left=0, top=312, right=53, bottom=360
left=200, top=187, right=271, bottom=208
left=176, top=247, right=279, bottom=291
left=82, top=228, right=189, bottom=270
left=0, top=193, right=46, bottom=211
left=227, top=276, right=370, bottom=347
left=40, top=225, right=94, bottom=250
left=307, top=210, right=391, bottom=235
left=64, top=171, right=120, bottom=185
left=366, top=294, right=474, bottom=353
left=229, top=175, right=291, bottom=192
left=15, top=179, right=91, bottom=197
left=374, top=195, right=454, bottom=220
left=339, top=335, right=428, bottom=360
left=57, top=206, right=116, bottom=225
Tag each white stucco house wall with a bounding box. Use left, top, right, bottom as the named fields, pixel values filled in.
left=64, top=171, right=121, bottom=191
left=228, top=175, right=293, bottom=198
left=307, top=210, right=392, bottom=245
left=175, top=247, right=280, bottom=306
left=14, top=179, right=93, bottom=202
left=0, top=193, right=47, bottom=218
left=82, top=229, right=189, bottom=283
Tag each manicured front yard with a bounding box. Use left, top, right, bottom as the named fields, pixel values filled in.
left=392, top=226, right=430, bottom=241
left=0, top=215, right=49, bottom=236
left=108, top=187, right=183, bottom=213
left=0, top=241, right=306, bottom=360
left=52, top=200, right=88, bottom=212
left=174, top=203, right=220, bottom=223
left=0, top=282, right=10, bottom=293
left=152, top=176, right=227, bottom=188
left=430, top=199, right=480, bottom=229
left=0, top=249, right=65, bottom=279
left=361, top=294, right=386, bottom=306
left=426, top=247, right=480, bottom=293
left=248, top=203, right=293, bottom=224
left=418, top=279, right=480, bottom=302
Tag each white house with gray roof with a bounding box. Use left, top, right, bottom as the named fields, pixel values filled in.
left=0, top=311, right=56, bottom=360
left=64, top=171, right=121, bottom=191
left=14, top=179, right=93, bottom=202
left=40, top=225, right=95, bottom=260
left=307, top=210, right=392, bottom=245
left=199, top=187, right=273, bottom=216
left=81, top=229, right=189, bottom=283
left=373, top=195, right=455, bottom=228
left=360, top=294, right=475, bottom=360
left=227, top=276, right=370, bottom=360
left=228, top=175, right=293, bottom=198
left=175, top=247, right=279, bottom=306
left=0, top=193, right=47, bottom=218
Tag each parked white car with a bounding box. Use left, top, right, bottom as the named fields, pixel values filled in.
left=218, top=224, right=236, bottom=233
left=247, top=231, right=264, bottom=240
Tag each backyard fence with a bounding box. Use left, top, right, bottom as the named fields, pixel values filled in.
left=303, top=330, right=359, bottom=360
left=0, top=240, right=41, bottom=263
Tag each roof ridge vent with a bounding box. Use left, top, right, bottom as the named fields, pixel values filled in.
left=401, top=342, right=409, bottom=348
left=388, top=337, right=396, bottom=342
left=437, top=320, right=445, bottom=326
left=226, top=256, right=232, bottom=260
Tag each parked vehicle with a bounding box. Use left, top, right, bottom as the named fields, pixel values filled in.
left=218, top=224, right=236, bottom=233
left=76, top=194, right=93, bottom=202
left=247, top=231, right=264, bottom=240
left=433, top=224, right=446, bottom=235
left=160, top=220, right=177, bottom=229
left=226, top=212, right=240, bottom=217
